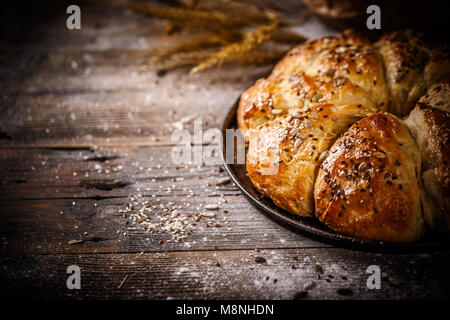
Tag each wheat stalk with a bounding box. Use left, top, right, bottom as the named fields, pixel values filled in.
left=194, top=0, right=272, bottom=26
left=156, top=50, right=213, bottom=72
left=157, top=49, right=286, bottom=73
left=128, top=1, right=309, bottom=74
left=190, top=12, right=279, bottom=73
left=152, top=30, right=243, bottom=63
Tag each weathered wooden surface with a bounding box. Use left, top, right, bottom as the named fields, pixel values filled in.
left=0, top=0, right=448, bottom=299
left=2, top=249, right=449, bottom=299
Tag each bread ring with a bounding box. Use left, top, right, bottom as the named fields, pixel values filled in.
left=405, top=80, right=450, bottom=234
left=238, top=30, right=450, bottom=242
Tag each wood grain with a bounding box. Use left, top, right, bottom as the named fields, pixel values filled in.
left=2, top=249, right=449, bottom=299
left=0, top=0, right=448, bottom=300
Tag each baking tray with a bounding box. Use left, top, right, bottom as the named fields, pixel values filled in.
left=221, top=95, right=450, bottom=252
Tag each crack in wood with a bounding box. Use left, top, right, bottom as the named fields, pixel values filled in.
left=43, top=146, right=94, bottom=152
left=84, top=155, right=121, bottom=162
left=85, top=237, right=110, bottom=243
left=79, top=179, right=133, bottom=191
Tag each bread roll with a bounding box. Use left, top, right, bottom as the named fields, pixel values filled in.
left=302, top=0, right=450, bottom=33
left=374, top=30, right=450, bottom=116
left=314, top=113, right=424, bottom=242
left=246, top=103, right=373, bottom=217
left=404, top=81, right=450, bottom=233
left=238, top=30, right=387, bottom=134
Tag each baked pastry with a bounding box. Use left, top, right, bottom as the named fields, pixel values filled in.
left=238, top=30, right=450, bottom=242
left=404, top=81, right=450, bottom=234
left=314, top=113, right=423, bottom=242
left=246, top=103, right=373, bottom=216
left=374, top=30, right=450, bottom=116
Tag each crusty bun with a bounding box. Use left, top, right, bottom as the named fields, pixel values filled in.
left=404, top=81, right=450, bottom=233
left=238, top=30, right=450, bottom=242
left=246, top=103, right=373, bottom=216
left=374, top=30, right=450, bottom=116
left=314, top=113, right=424, bottom=242
left=237, top=30, right=387, bottom=134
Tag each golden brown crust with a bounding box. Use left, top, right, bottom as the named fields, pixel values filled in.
left=237, top=30, right=388, bottom=134
left=237, top=78, right=279, bottom=133
left=271, top=30, right=387, bottom=104
left=404, top=80, right=450, bottom=232
left=238, top=30, right=450, bottom=242
left=246, top=103, right=373, bottom=216
left=375, top=30, right=450, bottom=116
left=314, top=113, right=424, bottom=242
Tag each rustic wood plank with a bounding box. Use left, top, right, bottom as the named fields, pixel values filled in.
left=0, top=144, right=327, bottom=253
left=0, top=1, right=273, bottom=148
left=0, top=146, right=238, bottom=200
left=0, top=59, right=269, bottom=147
left=0, top=0, right=325, bottom=148
left=0, top=2, right=328, bottom=257
left=1, top=248, right=448, bottom=299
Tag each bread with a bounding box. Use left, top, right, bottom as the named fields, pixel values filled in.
left=374, top=31, right=450, bottom=116
left=315, top=113, right=424, bottom=242
left=302, top=0, right=450, bottom=34
left=246, top=103, right=373, bottom=216
left=237, top=30, right=387, bottom=134
left=238, top=30, right=450, bottom=242
left=404, top=81, right=450, bottom=233
left=302, top=0, right=369, bottom=30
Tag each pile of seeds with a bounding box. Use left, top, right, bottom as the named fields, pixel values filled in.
left=119, top=196, right=222, bottom=243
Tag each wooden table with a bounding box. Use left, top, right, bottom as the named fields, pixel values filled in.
left=0, top=1, right=448, bottom=300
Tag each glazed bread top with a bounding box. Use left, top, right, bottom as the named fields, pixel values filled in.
left=246, top=103, right=373, bottom=216
left=315, top=113, right=424, bottom=242
left=238, top=30, right=388, bottom=133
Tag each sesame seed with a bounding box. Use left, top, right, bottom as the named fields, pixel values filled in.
left=318, top=150, right=329, bottom=161
left=373, top=152, right=385, bottom=159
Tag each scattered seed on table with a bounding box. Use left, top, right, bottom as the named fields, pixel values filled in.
left=314, top=262, right=323, bottom=274
left=68, top=239, right=83, bottom=245
left=304, top=280, right=315, bottom=290
left=216, top=177, right=231, bottom=185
